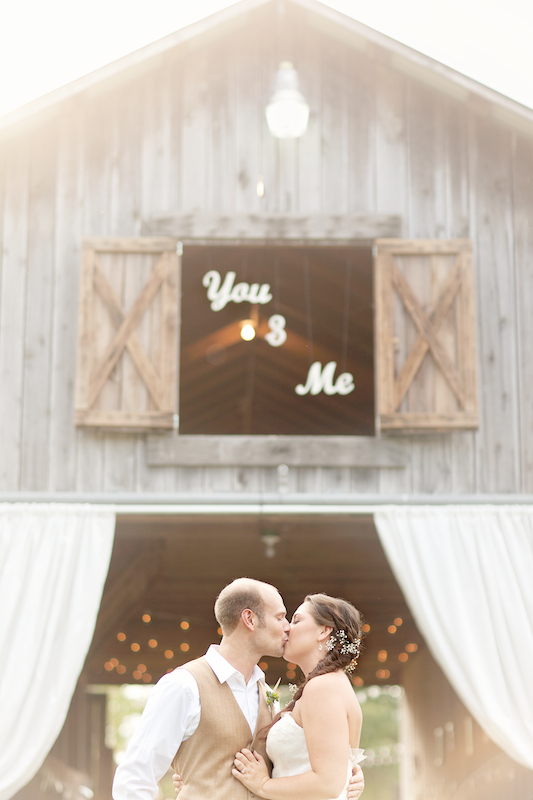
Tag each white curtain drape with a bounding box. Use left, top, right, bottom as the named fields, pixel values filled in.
left=0, top=504, right=115, bottom=800
left=374, top=505, right=533, bottom=770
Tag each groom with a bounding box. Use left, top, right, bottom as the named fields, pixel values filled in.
left=112, top=578, right=364, bottom=799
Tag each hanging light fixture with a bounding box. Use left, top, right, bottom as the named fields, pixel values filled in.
left=265, top=61, right=310, bottom=139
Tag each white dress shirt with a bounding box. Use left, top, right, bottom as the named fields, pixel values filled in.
left=112, top=645, right=266, bottom=800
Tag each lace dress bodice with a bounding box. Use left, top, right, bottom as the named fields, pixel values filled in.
left=266, top=713, right=365, bottom=800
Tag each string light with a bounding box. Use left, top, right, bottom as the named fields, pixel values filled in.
left=217, top=627, right=223, bottom=636
left=142, top=614, right=151, bottom=623
left=142, top=673, right=152, bottom=683
left=104, top=662, right=113, bottom=671
left=133, top=670, right=142, bottom=680
left=117, top=665, right=126, bottom=674
left=148, top=639, right=158, bottom=648
left=180, top=621, right=190, bottom=630
left=259, top=662, right=268, bottom=671
left=388, top=625, right=397, bottom=634
left=378, top=650, right=388, bottom=663
left=165, top=650, right=174, bottom=659
left=180, top=643, right=190, bottom=652
left=399, top=653, right=409, bottom=662
left=405, top=643, right=418, bottom=653
left=286, top=670, right=296, bottom=679
left=376, top=669, right=390, bottom=680
left=352, top=677, right=364, bottom=687
left=394, top=618, right=403, bottom=626
left=110, top=658, right=119, bottom=667
left=117, top=632, right=126, bottom=642
left=362, top=624, right=371, bottom=633
left=131, top=643, right=140, bottom=652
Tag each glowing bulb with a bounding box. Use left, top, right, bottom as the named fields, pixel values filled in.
left=240, top=322, right=256, bottom=341
left=180, top=643, right=190, bottom=652
left=265, top=62, right=310, bottom=139
left=388, top=625, right=397, bottom=634
left=165, top=650, right=174, bottom=659
left=180, top=621, right=190, bottom=630
left=378, top=650, right=388, bottom=662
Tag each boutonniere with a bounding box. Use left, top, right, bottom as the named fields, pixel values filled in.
left=265, top=678, right=281, bottom=709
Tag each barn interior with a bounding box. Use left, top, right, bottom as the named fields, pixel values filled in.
left=85, top=513, right=422, bottom=687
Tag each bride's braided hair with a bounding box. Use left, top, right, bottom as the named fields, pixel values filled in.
left=259, top=594, right=364, bottom=738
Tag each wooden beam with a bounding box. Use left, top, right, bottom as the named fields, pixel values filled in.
left=146, top=435, right=406, bottom=467
left=143, top=213, right=402, bottom=242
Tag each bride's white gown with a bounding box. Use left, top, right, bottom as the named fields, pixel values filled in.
left=266, top=713, right=365, bottom=800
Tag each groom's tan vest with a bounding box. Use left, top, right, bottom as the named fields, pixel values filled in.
left=173, top=657, right=272, bottom=800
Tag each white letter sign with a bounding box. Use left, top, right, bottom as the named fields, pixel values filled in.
left=295, top=362, right=355, bottom=396
left=202, top=270, right=273, bottom=311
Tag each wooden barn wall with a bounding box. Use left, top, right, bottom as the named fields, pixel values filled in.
left=0, top=2, right=532, bottom=495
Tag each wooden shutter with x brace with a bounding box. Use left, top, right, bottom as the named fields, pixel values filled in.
left=75, top=237, right=180, bottom=430
left=374, top=239, right=478, bottom=431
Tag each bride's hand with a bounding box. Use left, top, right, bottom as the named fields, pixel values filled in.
left=172, top=773, right=183, bottom=795
left=232, top=749, right=270, bottom=797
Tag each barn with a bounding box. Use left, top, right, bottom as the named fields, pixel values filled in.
left=1, top=0, right=533, bottom=798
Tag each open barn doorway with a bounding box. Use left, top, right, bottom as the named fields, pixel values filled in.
left=15, top=514, right=533, bottom=800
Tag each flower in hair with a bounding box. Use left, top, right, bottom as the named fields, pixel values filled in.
left=325, top=629, right=362, bottom=672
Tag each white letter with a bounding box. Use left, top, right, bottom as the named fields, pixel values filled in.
left=247, top=283, right=262, bottom=303
left=335, top=372, right=355, bottom=395
left=230, top=282, right=251, bottom=303
left=257, top=284, right=273, bottom=305
left=210, top=271, right=236, bottom=311
left=202, top=270, right=220, bottom=301
left=265, top=315, right=287, bottom=347
left=295, top=362, right=338, bottom=396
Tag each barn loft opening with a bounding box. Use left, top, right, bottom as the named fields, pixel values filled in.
left=179, top=244, right=375, bottom=436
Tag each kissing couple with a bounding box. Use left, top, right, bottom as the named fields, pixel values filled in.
left=113, top=578, right=366, bottom=800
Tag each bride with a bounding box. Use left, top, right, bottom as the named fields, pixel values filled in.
left=175, top=593, right=365, bottom=800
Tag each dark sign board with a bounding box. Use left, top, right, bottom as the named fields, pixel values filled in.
left=179, top=246, right=374, bottom=435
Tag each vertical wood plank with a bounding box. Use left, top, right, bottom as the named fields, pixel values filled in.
left=50, top=105, right=85, bottom=490
left=295, top=13, right=322, bottom=214
left=347, top=47, right=376, bottom=214
left=512, top=134, right=533, bottom=492
left=181, top=43, right=210, bottom=211
left=375, top=64, right=408, bottom=225
left=0, top=139, right=30, bottom=490
left=320, top=33, right=349, bottom=214
left=76, top=90, right=114, bottom=490
left=103, top=82, right=144, bottom=492
left=472, top=118, right=520, bottom=492
left=445, top=102, right=477, bottom=492
left=19, top=123, right=58, bottom=490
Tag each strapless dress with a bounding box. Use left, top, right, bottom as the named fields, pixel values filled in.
left=266, top=713, right=365, bottom=800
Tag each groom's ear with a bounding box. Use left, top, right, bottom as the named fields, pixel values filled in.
left=241, top=608, right=255, bottom=631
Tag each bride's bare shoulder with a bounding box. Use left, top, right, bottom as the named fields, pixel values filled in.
left=301, top=671, right=348, bottom=700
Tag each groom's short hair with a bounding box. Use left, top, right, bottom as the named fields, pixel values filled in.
left=215, top=578, right=275, bottom=635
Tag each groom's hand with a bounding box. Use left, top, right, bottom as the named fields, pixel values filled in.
left=347, top=764, right=364, bottom=799
left=172, top=773, right=183, bottom=796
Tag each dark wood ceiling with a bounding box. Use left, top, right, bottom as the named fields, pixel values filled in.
left=84, top=514, right=424, bottom=688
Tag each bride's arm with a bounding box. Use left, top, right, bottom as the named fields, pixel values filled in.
left=233, top=674, right=360, bottom=800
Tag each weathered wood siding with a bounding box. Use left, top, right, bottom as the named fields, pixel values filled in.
left=0, top=1, right=532, bottom=495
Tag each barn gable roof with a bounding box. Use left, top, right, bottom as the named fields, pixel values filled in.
left=1, top=0, right=533, bottom=135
